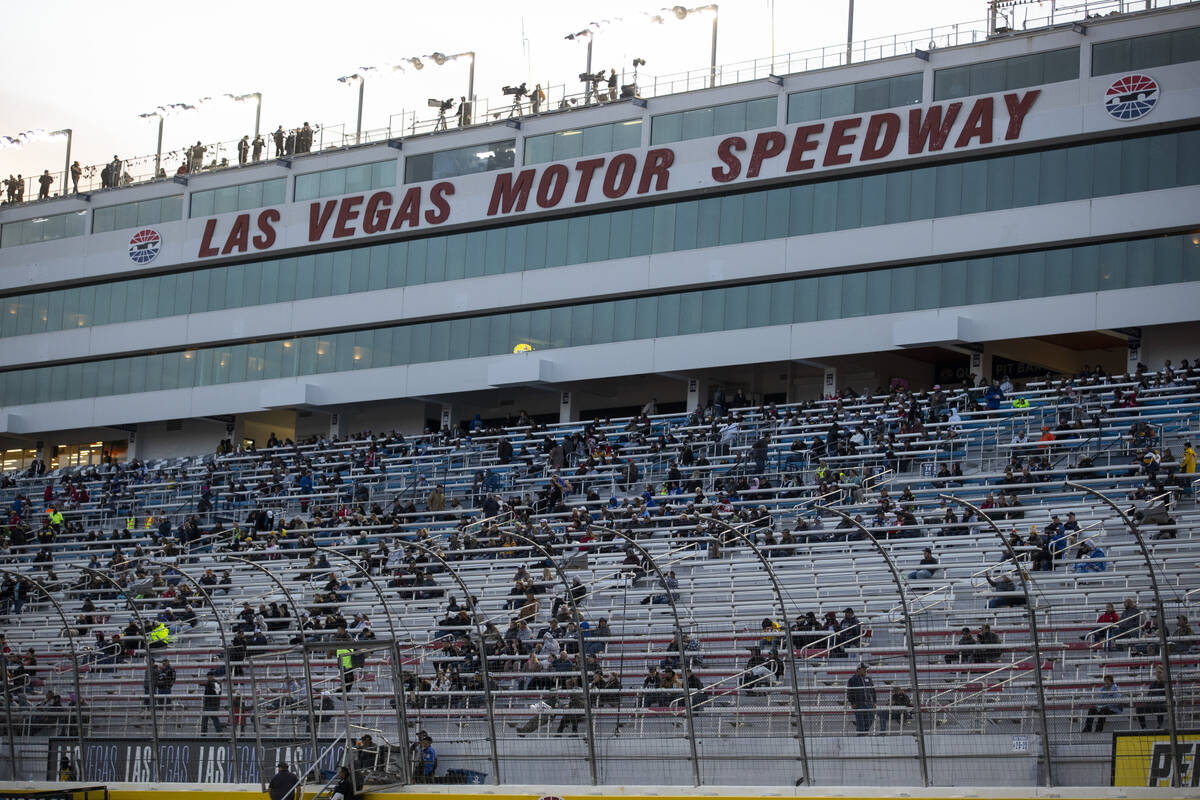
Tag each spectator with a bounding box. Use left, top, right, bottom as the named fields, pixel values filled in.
left=1081, top=675, right=1123, bottom=733
left=1136, top=664, right=1166, bottom=730
left=268, top=762, right=300, bottom=800
left=201, top=670, right=224, bottom=734
left=37, top=170, right=53, bottom=200
left=1089, top=602, right=1120, bottom=649
left=846, top=663, right=883, bottom=734
left=975, top=623, right=1001, bottom=663
left=907, top=548, right=938, bottom=580
left=985, top=570, right=1023, bottom=608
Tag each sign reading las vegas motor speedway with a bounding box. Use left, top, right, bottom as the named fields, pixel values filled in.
left=193, top=89, right=1041, bottom=260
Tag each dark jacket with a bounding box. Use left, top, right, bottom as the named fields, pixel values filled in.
left=846, top=673, right=876, bottom=708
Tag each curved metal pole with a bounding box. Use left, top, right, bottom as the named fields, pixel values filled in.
left=224, top=555, right=320, bottom=770
left=581, top=522, right=701, bottom=787
left=402, top=541, right=502, bottom=785
left=136, top=558, right=240, bottom=780
left=1064, top=481, right=1182, bottom=788
left=812, top=505, right=929, bottom=788
left=938, top=495, right=1054, bottom=787
left=697, top=515, right=811, bottom=784
left=313, top=545, right=413, bottom=784
left=0, top=570, right=87, bottom=781
left=498, top=528, right=599, bottom=785
left=1, top=644, right=15, bottom=780
left=79, top=566, right=161, bottom=784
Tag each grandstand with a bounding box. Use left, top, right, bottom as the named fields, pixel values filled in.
left=2, top=0, right=1200, bottom=795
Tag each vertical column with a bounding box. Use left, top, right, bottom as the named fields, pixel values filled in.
left=822, top=367, right=838, bottom=398
left=1127, top=336, right=1142, bottom=376
left=559, top=391, right=577, bottom=424
left=440, top=404, right=454, bottom=434
left=328, top=410, right=348, bottom=439
left=969, top=349, right=991, bottom=387
left=686, top=378, right=708, bottom=414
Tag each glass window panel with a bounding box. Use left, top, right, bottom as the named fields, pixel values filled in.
left=391, top=326, right=412, bottom=364
left=700, top=289, right=725, bottom=332
left=746, top=98, right=777, bottom=130
left=114, top=202, right=138, bottom=230
left=787, top=90, right=820, bottom=124
left=529, top=309, right=551, bottom=350
left=678, top=292, right=701, bottom=335
left=1070, top=245, right=1099, bottom=292
left=934, top=65, right=970, bottom=100
left=651, top=113, right=682, bottom=145
left=1010, top=151, right=1040, bottom=207
left=819, top=85, right=854, bottom=118
left=764, top=187, right=790, bottom=238
left=580, top=124, right=612, bottom=157
left=1129, top=32, right=1172, bottom=69
left=914, top=264, right=940, bottom=309
left=1147, top=132, right=1178, bottom=191
left=673, top=200, right=699, bottom=251
left=545, top=219, right=569, bottom=267
left=586, top=215, right=611, bottom=262
left=1119, top=136, right=1149, bottom=194
left=629, top=207, right=654, bottom=256
left=742, top=192, right=767, bottom=242
left=959, top=161, right=987, bottom=214
left=92, top=206, right=115, bottom=233
left=1005, top=54, right=1043, bottom=90
left=1170, top=27, right=1200, bottom=64
left=611, top=300, right=636, bottom=342
left=835, top=177, right=861, bottom=230
left=970, top=59, right=1007, bottom=95
left=652, top=204, right=676, bottom=253
left=448, top=318, right=470, bottom=359
left=487, top=316, right=509, bottom=355
left=312, top=253, right=333, bottom=297
left=747, top=283, right=771, bottom=327
left=712, top=102, right=746, bottom=135
left=909, top=167, right=935, bottom=220
left=469, top=317, right=491, bottom=357
left=238, top=181, right=263, bottom=210
left=681, top=107, right=714, bottom=140
left=724, top=285, right=749, bottom=330
left=191, top=190, right=214, bottom=218
left=816, top=275, right=842, bottom=320
left=964, top=258, right=992, bottom=305
left=991, top=254, right=1019, bottom=302
left=940, top=260, right=966, bottom=307
left=890, top=266, right=916, bottom=311
left=262, top=179, right=286, bottom=205
left=549, top=307, right=572, bottom=349
left=718, top=194, right=744, bottom=245
left=985, top=155, right=1014, bottom=210
left=1064, top=144, right=1093, bottom=201
left=590, top=302, right=614, bottom=344
left=656, top=294, right=680, bottom=338
left=697, top=197, right=723, bottom=248
left=1125, top=238, right=1154, bottom=287
left=884, top=170, right=911, bottom=224
left=212, top=186, right=239, bottom=215
left=612, top=119, right=643, bottom=150
left=891, top=73, right=924, bottom=107
left=566, top=217, right=589, bottom=265
left=330, top=251, right=352, bottom=295
left=866, top=270, right=891, bottom=315
left=503, top=226, right=524, bottom=273
left=344, top=164, right=371, bottom=193
left=1098, top=241, right=1126, bottom=290
left=369, top=245, right=390, bottom=289
left=811, top=182, right=836, bottom=233
left=319, top=168, right=347, bottom=198
left=1044, top=249, right=1072, bottom=296
left=294, top=173, right=319, bottom=201
left=373, top=161, right=395, bottom=188
left=525, top=134, right=554, bottom=165
left=840, top=272, right=866, bottom=317
left=854, top=77, right=891, bottom=112
left=522, top=223, right=547, bottom=270
left=934, top=162, right=963, bottom=217
left=1043, top=47, right=1079, bottom=82
left=1092, top=39, right=1129, bottom=76
left=1038, top=149, right=1067, bottom=205
left=350, top=247, right=371, bottom=291
left=1018, top=251, right=1046, bottom=299
left=1154, top=236, right=1183, bottom=285
left=860, top=174, right=885, bottom=228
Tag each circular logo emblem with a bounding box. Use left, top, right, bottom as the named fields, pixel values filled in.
left=1104, top=74, right=1159, bottom=121
left=129, top=228, right=162, bottom=264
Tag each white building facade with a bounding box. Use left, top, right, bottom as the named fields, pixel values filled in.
left=2, top=5, right=1199, bottom=463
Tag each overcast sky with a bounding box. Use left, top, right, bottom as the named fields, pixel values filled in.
left=0, top=0, right=987, bottom=185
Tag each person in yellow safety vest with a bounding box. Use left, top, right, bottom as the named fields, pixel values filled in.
left=337, top=647, right=357, bottom=692
left=47, top=507, right=64, bottom=529
left=144, top=516, right=154, bottom=529
left=149, top=621, right=171, bottom=649
left=1012, top=396, right=1030, bottom=409
left=126, top=516, right=136, bottom=531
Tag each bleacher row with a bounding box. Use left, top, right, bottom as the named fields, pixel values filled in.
left=1, top=365, right=1198, bottom=784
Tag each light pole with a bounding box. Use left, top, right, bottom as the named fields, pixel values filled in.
left=654, top=5, right=720, bottom=88
left=846, top=0, right=855, bottom=64
left=139, top=102, right=197, bottom=179
left=337, top=74, right=366, bottom=145
left=226, top=92, right=263, bottom=139
left=426, top=52, right=476, bottom=125
left=56, top=129, right=72, bottom=196
left=565, top=29, right=596, bottom=103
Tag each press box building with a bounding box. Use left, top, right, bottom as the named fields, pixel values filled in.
left=1, top=3, right=1198, bottom=466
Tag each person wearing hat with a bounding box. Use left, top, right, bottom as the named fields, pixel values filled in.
left=268, top=761, right=300, bottom=800
left=413, top=731, right=437, bottom=781
left=846, top=662, right=883, bottom=734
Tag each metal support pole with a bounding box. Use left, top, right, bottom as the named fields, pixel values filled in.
left=1065, top=482, right=1183, bottom=787
left=337, top=644, right=357, bottom=790
left=254, top=93, right=262, bottom=139
left=0, top=571, right=87, bottom=781
left=355, top=81, right=365, bottom=145
left=246, top=658, right=267, bottom=793
left=139, top=559, right=240, bottom=781
left=586, top=524, right=701, bottom=786
left=225, top=556, right=321, bottom=767
left=1, top=652, right=16, bottom=780
left=501, top=529, right=599, bottom=784
left=315, top=546, right=414, bottom=774
left=698, top=516, right=811, bottom=783
left=402, top=542, right=502, bottom=784
left=61, top=129, right=72, bottom=197
left=939, top=496, right=1054, bottom=786
left=585, top=38, right=594, bottom=104
left=813, top=505, right=929, bottom=787
left=846, top=0, right=855, bottom=64
left=466, top=55, right=476, bottom=125
left=389, top=642, right=413, bottom=785
left=155, top=117, right=164, bottom=178
left=80, top=567, right=161, bottom=784
left=710, top=11, right=719, bottom=88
